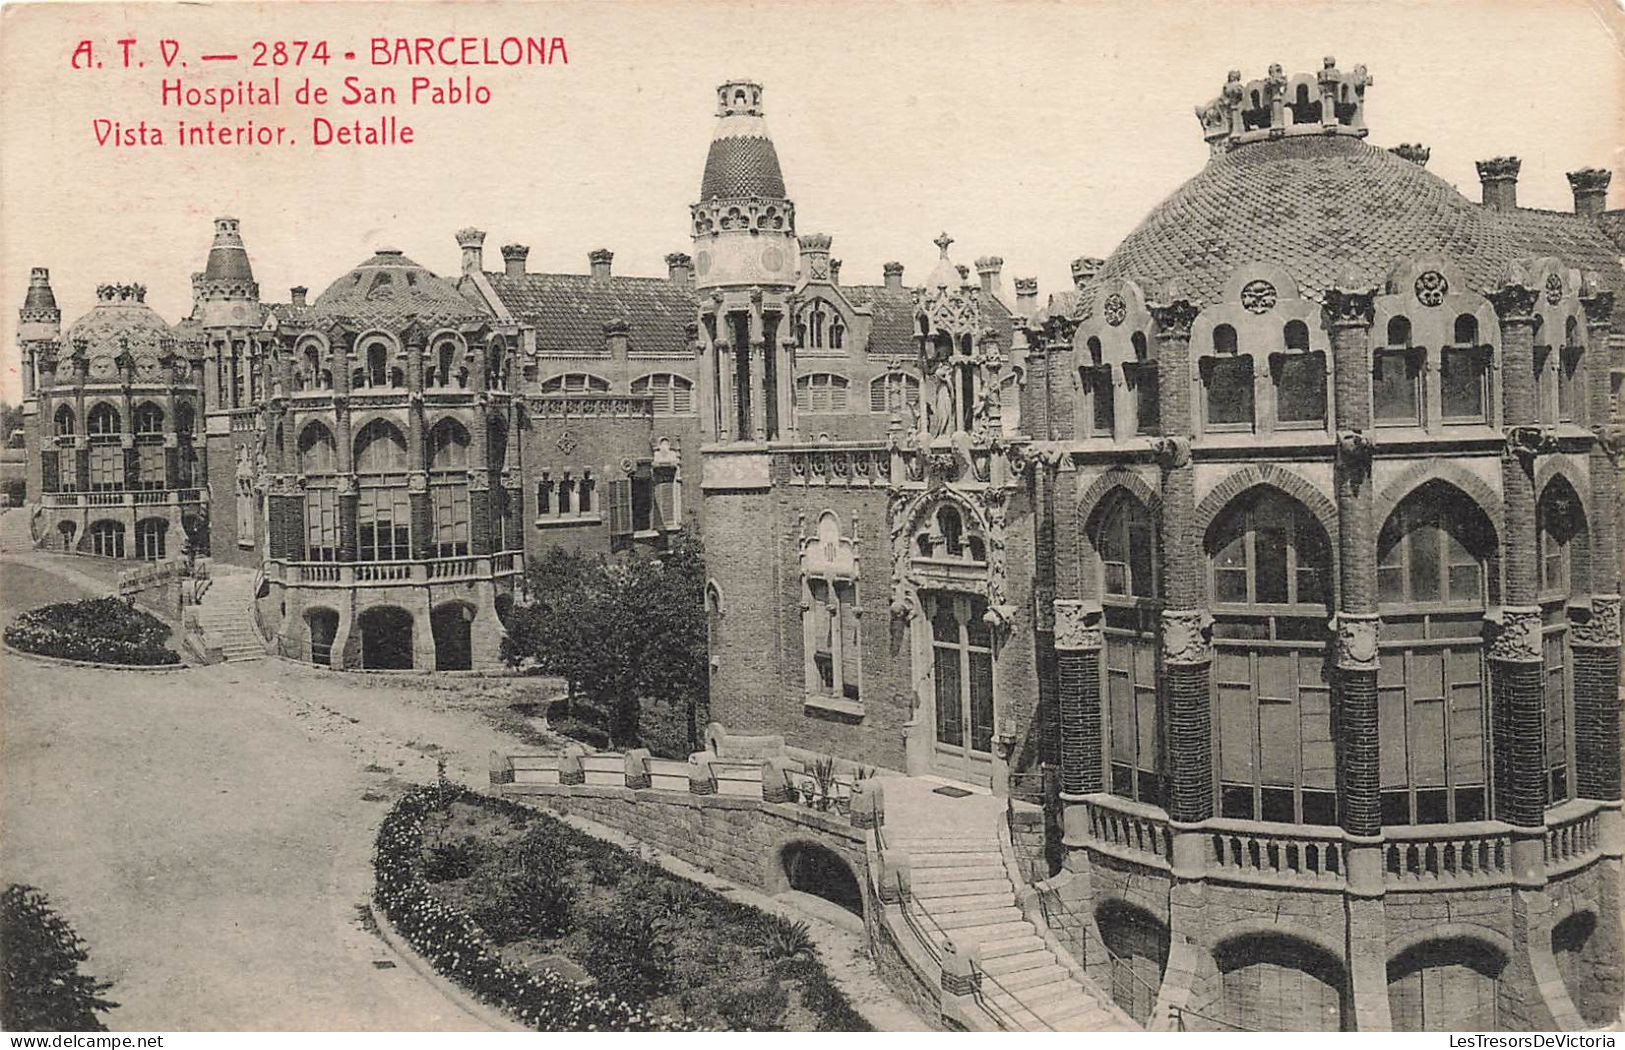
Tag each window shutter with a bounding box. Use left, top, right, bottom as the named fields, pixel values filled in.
left=871, top=376, right=889, bottom=414
left=608, top=478, right=633, bottom=536
left=830, top=377, right=848, bottom=412
left=672, top=377, right=693, bottom=414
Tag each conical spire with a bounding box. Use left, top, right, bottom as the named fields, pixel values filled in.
left=203, top=216, right=255, bottom=282
left=700, top=80, right=786, bottom=201
left=926, top=232, right=961, bottom=291
left=21, top=268, right=59, bottom=322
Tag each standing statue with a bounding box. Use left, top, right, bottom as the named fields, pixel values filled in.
left=927, top=362, right=957, bottom=439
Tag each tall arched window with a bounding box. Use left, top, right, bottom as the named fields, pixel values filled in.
left=1208, top=489, right=1335, bottom=824
left=1377, top=482, right=1497, bottom=825
left=87, top=404, right=120, bottom=436
left=1376, top=316, right=1423, bottom=425
left=1557, top=317, right=1583, bottom=425
left=631, top=373, right=695, bottom=415
left=354, top=419, right=407, bottom=474
left=1096, top=492, right=1160, bottom=804
left=1203, top=325, right=1253, bottom=430
left=362, top=339, right=392, bottom=388
left=134, top=403, right=165, bottom=435
left=428, top=419, right=470, bottom=471
left=795, top=373, right=849, bottom=413
left=54, top=405, right=75, bottom=436
left=88, top=520, right=125, bottom=558
left=1442, top=314, right=1490, bottom=423
left=429, top=339, right=462, bottom=388
left=1538, top=478, right=1588, bottom=805
left=298, top=423, right=338, bottom=474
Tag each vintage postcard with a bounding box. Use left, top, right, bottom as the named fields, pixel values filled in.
left=1, top=0, right=1622, bottom=1036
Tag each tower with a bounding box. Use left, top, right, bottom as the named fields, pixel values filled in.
left=692, top=80, right=799, bottom=443
left=17, top=267, right=61, bottom=501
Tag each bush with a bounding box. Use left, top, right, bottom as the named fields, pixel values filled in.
left=466, top=830, right=575, bottom=944
left=373, top=785, right=688, bottom=1031
left=0, top=885, right=118, bottom=1032
left=712, top=977, right=789, bottom=1031
left=576, top=865, right=681, bottom=1000
left=5, top=597, right=178, bottom=666
left=421, top=838, right=484, bottom=883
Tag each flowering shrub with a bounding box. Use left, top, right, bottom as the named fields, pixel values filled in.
left=1, top=884, right=118, bottom=1031
left=5, top=597, right=179, bottom=666
left=373, top=785, right=690, bottom=1031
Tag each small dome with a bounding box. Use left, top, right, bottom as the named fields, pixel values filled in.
left=1090, top=136, right=1520, bottom=311
left=64, top=285, right=172, bottom=379
left=311, top=250, right=491, bottom=328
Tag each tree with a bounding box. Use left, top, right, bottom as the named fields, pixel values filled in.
left=0, top=885, right=118, bottom=1031
left=0, top=402, right=23, bottom=447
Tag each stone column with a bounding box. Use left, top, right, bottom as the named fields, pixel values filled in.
left=404, top=327, right=432, bottom=561
left=1574, top=283, right=1622, bottom=802
left=1150, top=291, right=1212, bottom=825
left=1054, top=598, right=1104, bottom=797
left=748, top=298, right=768, bottom=442
left=1325, top=281, right=1382, bottom=837
left=331, top=333, right=358, bottom=563
left=1487, top=275, right=1548, bottom=846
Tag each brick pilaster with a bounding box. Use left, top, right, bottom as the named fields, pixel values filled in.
left=1055, top=599, right=1103, bottom=795
left=1326, top=282, right=1381, bottom=835
left=1151, top=292, right=1212, bottom=824
left=409, top=487, right=434, bottom=560
left=337, top=486, right=358, bottom=563
left=1489, top=277, right=1546, bottom=828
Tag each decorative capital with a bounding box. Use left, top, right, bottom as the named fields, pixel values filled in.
left=1052, top=599, right=1103, bottom=652
left=1148, top=291, right=1200, bottom=340
left=1336, top=429, right=1373, bottom=476
left=1485, top=606, right=1542, bottom=663
left=1323, top=277, right=1378, bottom=328
left=1330, top=612, right=1380, bottom=671
left=1504, top=424, right=1553, bottom=461
left=1475, top=156, right=1522, bottom=182
left=1161, top=608, right=1213, bottom=666
left=1151, top=435, right=1191, bottom=470
left=1485, top=278, right=1540, bottom=322
left=1580, top=274, right=1616, bottom=326
left=1570, top=595, right=1623, bottom=649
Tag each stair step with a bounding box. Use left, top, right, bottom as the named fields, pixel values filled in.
left=935, top=906, right=1025, bottom=930
left=912, top=879, right=1010, bottom=900
left=987, top=978, right=1080, bottom=1013
left=1044, top=1001, right=1117, bottom=1030
left=945, top=921, right=1033, bottom=945
left=977, top=934, right=1047, bottom=959
left=910, top=851, right=1003, bottom=868
left=913, top=865, right=1008, bottom=884
left=920, top=893, right=1015, bottom=914
left=978, top=949, right=1054, bottom=977
left=891, top=837, right=1000, bottom=852
left=986, top=964, right=1071, bottom=993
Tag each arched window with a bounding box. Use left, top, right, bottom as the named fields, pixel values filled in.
left=1387, top=317, right=1412, bottom=346
left=1208, top=489, right=1335, bottom=824
left=1441, top=317, right=1490, bottom=423
left=429, top=339, right=461, bottom=388
left=1213, top=325, right=1238, bottom=354
left=807, top=305, right=827, bottom=350
left=87, top=403, right=120, bottom=437
left=1377, top=482, right=1496, bottom=825
left=135, top=519, right=167, bottom=561
left=1453, top=315, right=1479, bottom=345
left=1086, top=336, right=1104, bottom=364
left=1283, top=320, right=1310, bottom=351
left=830, top=318, right=845, bottom=349
left=914, top=502, right=986, bottom=564
left=631, top=373, right=695, bottom=415
left=795, top=373, right=849, bottom=413
left=870, top=371, right=922, bottom=415
left=88, top=520, right=125, bottom=558
left=1274, top=340, right=1326, bottom=427
left=1376, top=316, right=1423, bottom=425
left=354, top=419, right=407, bottom=474
left=134, top=402, right=164, bottom=435
left=487, top=341, right=507, bottom=390
left=362, top=339, right=393, bottom=388
left=54, top=405, right=75, bottom=437
left=540, top=373, right=610, bottom=394
left=298, top=423, right=338, bottom=474
left=1203, top=326, right=1252, bottom=429
left=1538, top=479, right=1587, bottom=804
left=1096, top=492, right=1160, bottom=805
left=1558, top=319, right=1583, bottom=424
left=428, top=419, right=470, bottom=471
left=176, top=403, right=196, bottom=437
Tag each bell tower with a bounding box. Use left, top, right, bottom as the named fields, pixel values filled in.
left=692, top=80, right=799, bottom=443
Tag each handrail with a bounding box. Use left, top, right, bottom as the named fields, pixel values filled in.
left=971, top=959, right=1053, bottom=1032
left=895, top=873, right=944, bottom=965
left=1032, top=882, right=1162, bottom=1022
left=1167, top=1005, right=1255, bottom=1032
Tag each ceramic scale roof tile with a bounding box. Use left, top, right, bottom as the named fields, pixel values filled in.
left=311, top=250, right=492, bottom=329
left=840, top=284, right=919, bottom=356
left=485, top=272, right=696, bottom=356
left=1082, top=136, right=1523, bottom=318
left=1488, top=205, right=1625, bottom=326
left=700, top=136, right=787, bottom=201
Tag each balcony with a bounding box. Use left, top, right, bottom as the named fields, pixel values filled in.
left=41, top=488, right=208, bottom=511
left=277, top=552, right=525, bottom=588
left=1069, top=793, right=1612, bottom=893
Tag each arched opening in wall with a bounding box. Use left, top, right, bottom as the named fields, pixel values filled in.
left=358, top=605, right=414, bottom=669
left=1095, top=900, right=1168, bottom=1025
left=494, top=592, right=514, bottom=630
left=1387, top=936, right=1505, bottom=1031
left=181, top=514, right=209, bottom=558
left=305, top=607, right=339, bottom=667
left=1552, top=911, right=1615, bottom=1026
left=1089, top=490, right=1161, bottom=806
left=134, top=518, right=167, bottom=561
left=1211, top=931, right=1347, bottom=1031
left=56, top=520, right=76, bottom=552
left=431, top=602, right=474, bottom=671
left=779, top=841, right=862, bottom=917
left=1537, top=477, right=1588, bottom=804
left=87, top=520, right=125, bottom=558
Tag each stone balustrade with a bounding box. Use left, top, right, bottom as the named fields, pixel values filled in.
left=1544, top=800, right=1608, bottom=876
left=1383, top=823, right=1512, bottom=887
left=780, top=444, right=893, bottom=488
left=1076, top=794, right=1175, bottom=867
left=1205, top=818, right=1347, bottom=887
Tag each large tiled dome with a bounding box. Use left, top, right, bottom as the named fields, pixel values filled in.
left=311, top=250, right=490, bottom=329
left=65, top=286, right=173, bottom=380
left=1087, top=136, right=1521, bottom=313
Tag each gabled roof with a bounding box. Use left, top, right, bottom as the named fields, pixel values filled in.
left=484, top=272, right=696, bottom=356
left=839, top=284, right=918, bottom=357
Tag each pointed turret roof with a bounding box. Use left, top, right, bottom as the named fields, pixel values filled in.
left=699, top=80, right=787, bottom=201
left=202, top=217, right=255, bottom=282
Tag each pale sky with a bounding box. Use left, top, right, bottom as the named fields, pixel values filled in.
left=2, top=0, right=1621, bottom=404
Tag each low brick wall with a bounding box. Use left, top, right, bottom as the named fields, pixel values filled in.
left=504, top=781, right=870, bottom=900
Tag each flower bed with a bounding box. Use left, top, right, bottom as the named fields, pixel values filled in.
left=5, top=597, right=179, bottom=666
left=375, top=783, right=872, bottom=1031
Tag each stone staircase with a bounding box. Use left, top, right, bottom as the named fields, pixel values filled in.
left=881, top=779, right=1130, bottom=1032
left=191, top=569, right=265, bottom=662
left=0, top=505, right=38, bottom=554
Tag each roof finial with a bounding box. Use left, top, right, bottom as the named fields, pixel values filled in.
left=934, top=232, right=954, bottom=257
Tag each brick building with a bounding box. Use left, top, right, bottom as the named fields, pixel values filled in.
left=701, top=63, right=1625, bottom=1030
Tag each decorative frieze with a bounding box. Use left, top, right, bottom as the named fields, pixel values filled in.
left=1052, top=599, right=1103, bottom=652
left=1330, top=612, right=1380, bottom=672
left=1161, top=608, right=1213, bottom=666
left=1487, top=605, right=1544, bottom=663
left=782, top=446, right=891, bottom=488
left=1570, top=595, right=1623, bottom=649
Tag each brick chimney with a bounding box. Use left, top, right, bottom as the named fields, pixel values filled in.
left=603, top=318, right=629, bottom=356
left=456, top=227, right=486, bottom=275
left=589, top=248, right=614, bottom=282
left=975, top=255, right=1005, bottom=300
left=501, top=244, right=529, bottom=278
left=1476, top=157, right=1521, bottom=210
left=883, top=262, right=904, bottom=291
left=665, top=252, right=694, bottom=288
left=290, top=286, right=308, bottom=308
left=1014, top=277, right=1039, bottom=317
left=1567, top=168, right=1612, bottom=221
left=956, top=264, right=970, bottom=286
left=1070, top=256, right=1104, bottom=290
